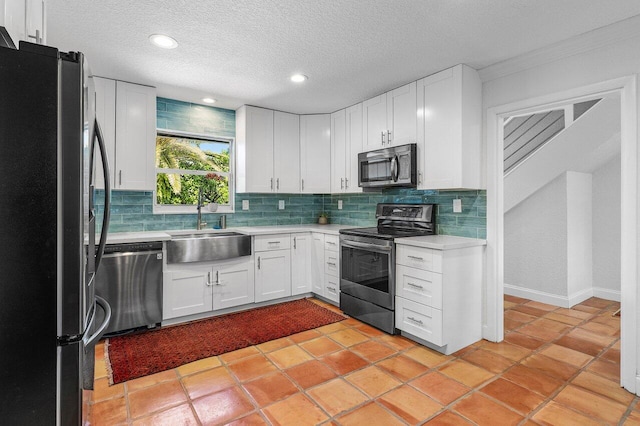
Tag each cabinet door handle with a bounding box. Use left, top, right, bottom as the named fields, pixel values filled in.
left=326, top=241, right=336, bottom=246
left=270, top=178, right=274, bottom=190
left=276, top=178, right=280, bottom=190
left=206, top=272, right=212, bottom=286
left=408, top=255, right=424, bottom=261
left=418, top=171, right=423, bottom=184
left=327, top=262, right=336, bottom=266
left=257, top=256, right=261, bottom=270
left=407, top=282, right=424, bottom=289
left=387, top=130, right=392, bottom=143
left=341, top=178, right=344, bottom=190
left=214, top=271, right=224, bottom=286
left=327, top=286, right=337, bottom=293
left=345, top=178, right=348, bottom=189
left=293, top=237, right=297, bottom=249
left=301, top=179, right=305, bottom=191
left=119, top=170, right=122, bottom=186
left=408, top=316, right=424, bottom=325
left=381, top=131, right=385, bottom=146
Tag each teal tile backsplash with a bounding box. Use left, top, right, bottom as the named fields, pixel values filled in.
left=100, top=97, right=486, bottom=239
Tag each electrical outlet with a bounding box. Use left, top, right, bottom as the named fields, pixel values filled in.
left=279, top=200, right=285, bottom=210
left=453, top=199, right=462, bottom=213
left=242, top=200, right=249, bottom=210
left=338, top=200, right=343, bottom=210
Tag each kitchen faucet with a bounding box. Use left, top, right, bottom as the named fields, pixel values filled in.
left=196, top=187, right=207, bottom=230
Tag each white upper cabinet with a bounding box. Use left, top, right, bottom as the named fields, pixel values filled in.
left=236, top=106, right=300, bottom=193
left=331, top=105, right=362, bottom=193
left=1, top=0, right=45, bottom=45
left=273, top=111, right=300, bottom=193
left=300, top=114, right=331, bottom=193
left=92, top=77, right=116, bottom=190
left=362, top=82, right=417, bottom=150
left=115, top=81, right=157, bottom=190
left=417, top=64, right=482, bottom=189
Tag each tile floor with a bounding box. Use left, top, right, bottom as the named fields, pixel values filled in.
left=90, top=297, right=640, bottom=425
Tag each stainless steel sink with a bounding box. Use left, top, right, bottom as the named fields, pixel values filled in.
left=166, top=232, right=252, bottom=264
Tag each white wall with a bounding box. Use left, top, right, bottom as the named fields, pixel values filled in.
left=566, top=172, right=593, bottom=302
left=504, top=174, right=568, bottom=297
left=592, top=155, right=621, bottom=298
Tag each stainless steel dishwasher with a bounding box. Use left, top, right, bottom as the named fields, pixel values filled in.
left=95, top=242, right=163, bottom=335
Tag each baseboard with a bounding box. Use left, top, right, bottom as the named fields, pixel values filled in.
left=504, top=283, right=573, bottom=308
left=593, top=287, right=621, bottom=302
left=567, top=288, right=594, bottom=307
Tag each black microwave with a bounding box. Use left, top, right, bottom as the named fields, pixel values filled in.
left=358, top=143, right=417, bottom=190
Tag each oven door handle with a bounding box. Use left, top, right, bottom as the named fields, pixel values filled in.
left=341, top=240, right=393, bottom=253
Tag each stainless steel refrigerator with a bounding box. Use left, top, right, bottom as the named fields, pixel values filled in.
left=0, top=33, right=112, bottom=424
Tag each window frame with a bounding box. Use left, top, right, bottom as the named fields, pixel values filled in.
left=153, top=128, right=235, bottom=214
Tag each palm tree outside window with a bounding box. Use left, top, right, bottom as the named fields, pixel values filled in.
left=155, top=129, right=233, bottom=213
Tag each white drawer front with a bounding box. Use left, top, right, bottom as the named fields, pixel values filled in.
left=324, top=251, right=340, bottom=276
left=395, top=297, right=443, bottom=346
left=324, top=235, right=339, bottom=252
left=255, top=234, right=291, bottom=252
left=324, top=274, right=340, bottom=303
left=396, top=244, right=442, bottom=273
left=396, top=265, right=442, bottom=309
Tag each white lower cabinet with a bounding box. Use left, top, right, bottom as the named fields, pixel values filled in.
left=163, top=256, right=254, bottom=320
left=291, top=233, right=312, bottom=295
left=255, top=236, right=292, bottom=302
left=311, top=233, right=325, bottom=294
left=322, top=234, right=340, bottom=304
left=395, top=241, right=484, bottom=355
left=324, top=274, right=340, bottom=304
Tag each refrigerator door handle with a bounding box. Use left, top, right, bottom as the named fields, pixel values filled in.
left=83, top=295, right=111, bottom=348
left=94, top=119, right=111, bottom=271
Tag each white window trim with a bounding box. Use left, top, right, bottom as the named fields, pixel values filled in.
left=153, top=128, right=235, bottom=214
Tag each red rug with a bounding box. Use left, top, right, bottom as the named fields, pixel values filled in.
left=104, top=298, right=346, bottom=384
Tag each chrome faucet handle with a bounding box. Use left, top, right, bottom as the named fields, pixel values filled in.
left=199, top=222, right=207, bottom=230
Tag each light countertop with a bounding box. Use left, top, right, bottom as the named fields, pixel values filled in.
left=395, top=235, right=487, bottom=250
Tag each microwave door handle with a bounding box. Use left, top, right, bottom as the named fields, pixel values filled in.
left=94, top=119, right=111, bottom=272
left=391, top=155, right=399, bottom=182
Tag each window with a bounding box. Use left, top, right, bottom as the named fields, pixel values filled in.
left=154, top=129, right=234, bottom=213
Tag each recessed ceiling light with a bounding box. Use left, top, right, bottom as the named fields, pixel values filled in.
left=202, top=97, right=216, bottom=104
left=149, top=34, right=178, bottom=49
left=290, top=74, right=308, bottom=83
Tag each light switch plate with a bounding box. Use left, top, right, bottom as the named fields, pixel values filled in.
left=242, top=200, right=249, bottom=210
left=453, top=198, right=462, bottom=213
left=279, top=200, right=285, bottom=210
left=338, top=200, right=343, bottom=210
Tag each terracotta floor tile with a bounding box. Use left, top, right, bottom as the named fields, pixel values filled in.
left=572, top=371, right=635, bottom=405
left=181, top=365, right=236, bottom=399
left=592, top=313, right=621, bottom=329
left=512, top=305, right=549, bottom=318
left=377, top=355, right=430, bottom=382
left=176, top=356, right=221, bottom=377
left=353, top=323, right=387, bottom=338
left=518, top=323, right=565, bottom=341
left=350, top=340, right=396, bottom=362
left=587, top=358, right=620, bottom=381
left=132, top=404, right=198, bottom=426
left=93, top=377, right=124, bottom=402
left=316, top=322, right=348, bottom=334
left=579, top=297, right=613, bottom=309
left=285, top=359, right=337, bottom=389
left=479, top=341, right=531, bottom=362
left=532, top=401, right=602, bottom=426
left=504, top=301, right=518, bottom=309
left=480, top=378, right=545, bottom=415
left=376, top=334, right=416, bottom=351
left=438, top=360, right=494, bottom=388
left=504, top=294, right=529, bottom=304
left=128, top=380, right=188, bottom=419
left=262, top=393, right=328, bottom=426
left=341, top=317, right=364, bottom=327
left=539, top=344, right=594, bottom=367
left=243, top=372, right=298, bottom=406
left=554, top=384, right=627, bottom=424
left=378, top=385, right=442, bottom=423
left=524, top=300, right=558, bottom=311
left=403, top=345, right=451, bottom=367
left=555, top=307, right=595, bottom=320
left=521, top=354, right=580, bottom=381
left=553, top=335, right=606, bottom=357
left=91, top=396, right=128, bottom=425
left=192, top=386, right=255, bottom=425
left=572, top=304, right=602, bottom=314
left=453, top=393, right=523, bottom=426
left=321, top=349, right=370, bottom=375
left=504, top=309, right=538, bottom=324
left=532, top=317, right=571, bottom=333
left=580, top=320, right=619, bottom=336
left=501, top=364, right=564, bottom=397
left=336, top=401, right=406, bottom=426
left=345, top=365, right=402, bottom=397
left=126, top=369, right=178, bottom=392
left=257, top=337, right=293, bottom=353
left=544, top=311, right=584, bottom=325
left=329, top=328, right=370, bottom=347
left=307, top=378, right=369, bottom=416
left=300, top=336, right=343, bottom=357
left=226, top=412, right=269, bottom=425
left=219, top=346, right=261, bottom=363
left=94, top=358, right=108, bottom=380
left=266, top=345, right=312, bottom=369
left=451, top=345, right=476, bottom=357
left=602, top=346, right=621, bottom=363
left=227, top=354, right=277, bottom=382
left=289, top=329, right=322, bottom=343
left=410, top=371, right=470, bottom=405
left=504, top=332, right=546, bottom=350
left=567, top=327, right=617, bottom=347
left=427, top=410, right=474, bottom=425
left=625, top=411, right=640, bottom=425
left=504, top=317, right=525, bottom=331
left=462, top=348, right=513, bottom=373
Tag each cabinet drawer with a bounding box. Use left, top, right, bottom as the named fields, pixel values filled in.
left=255, top=234, right=291, bottom=252
left=396, top=244, right=442, bottom=273
left=395, top=297, right=443, bottom=346
left=324, top=251, right=340, bottom=276
left=324, top=275, right=340, bottom=303
left=324, top=235, right=339, bottom=251
left=396, top=265, right=442, bottom=309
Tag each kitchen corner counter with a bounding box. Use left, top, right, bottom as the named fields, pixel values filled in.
left=105, top=231, right=172, bottom=244
left=232, top=224, right=351, bottom=236
left=395, top=235, right=486, bottom=250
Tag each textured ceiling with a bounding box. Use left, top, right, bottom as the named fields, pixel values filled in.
left=47, top=1, right=640, bottom=114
